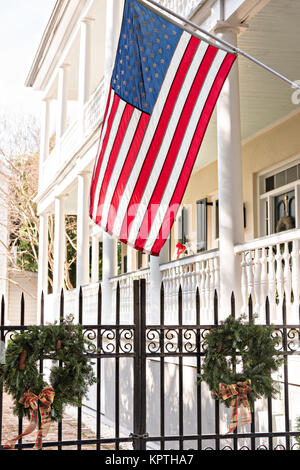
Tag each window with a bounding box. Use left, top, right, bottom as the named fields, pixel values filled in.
left=178, top=206, right=188, bottom=245
left=196, top=199, right=208, bottom=252
left=215, top=199, right=219, bottom=240
left=259, top=160, right=300, bottom=236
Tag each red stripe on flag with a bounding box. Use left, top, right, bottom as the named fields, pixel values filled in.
left=134, top=45, right=218, bottom=250
left=89, top=92, right=120, bottom=219
left=106, top=112, right=150, bottom=235
left=95, top=103, right=135, bottom=224
left=150, top=53, right=236, bottom=255
left=90, top=87, right=113, bottom=217
left=118, top=36, right=200, bottom=240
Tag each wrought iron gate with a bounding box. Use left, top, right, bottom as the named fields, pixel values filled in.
left=0, top=279, right=300, bottom=450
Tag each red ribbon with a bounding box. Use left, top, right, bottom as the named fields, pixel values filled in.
left=218, top=380, right=252, bottom=433
left=4, top=387, right=55, bottom=450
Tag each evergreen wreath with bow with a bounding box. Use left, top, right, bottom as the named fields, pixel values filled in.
left=199, top=316, right=283, bottom=432
left=0, top=319, right=97, bottom=449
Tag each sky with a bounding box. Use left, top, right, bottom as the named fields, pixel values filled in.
left=0, top=0, right=56, bottom=120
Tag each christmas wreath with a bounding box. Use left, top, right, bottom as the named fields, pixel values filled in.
left=0, top=319, right=97, bottom=449
left=199, top=316, right=283, bottom=432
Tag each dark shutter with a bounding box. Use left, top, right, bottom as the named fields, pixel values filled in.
left=215, top=199, right=219, bottom=240
left=180, top=206, right=188, bottom=245
left=196, top=199, right=208, bottom=252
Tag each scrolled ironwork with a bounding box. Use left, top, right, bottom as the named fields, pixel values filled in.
left=287, top=328, right=300, bottom=352
left=119, top=328, right=134, bottom=353
left=82, top=328, right=97, bottom=353
left=100, top=329, right=116, bottom=354
left=200, top=328, right=212, bottom=352
left=292, top=442, right=300, bottom=450
left=4, top=330, right=19, bottom=342
left=271, top=329, right=283, bottom=351
left=146, top=329, right=160, bottom=353
left=274, top=444, right=286, bottom=450
left=164, top=328, right=179, bottom=353
left=183, top=328, right=197, bottom=353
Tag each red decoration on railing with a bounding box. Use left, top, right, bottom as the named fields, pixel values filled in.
left=176, top=242, right=187, bottom=259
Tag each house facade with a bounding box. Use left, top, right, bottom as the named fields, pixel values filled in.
left=27, top=0, right=300, bottom=324
left=25, top=0, right=300, bottom=443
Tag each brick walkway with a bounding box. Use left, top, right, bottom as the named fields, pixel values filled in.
left=1, top=393, right=131, bottom=451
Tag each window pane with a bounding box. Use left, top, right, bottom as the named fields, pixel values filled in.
left=275, top=171, right=286, bottom=188
left=265, top=176, right=274, bottom=192
left=181, top=207, right=187, bottom=245
left=287, top=165, right=298, bottom=184
left=265, top=201, right=269, bottom=235
left=197, top=199, right=207, bottom=252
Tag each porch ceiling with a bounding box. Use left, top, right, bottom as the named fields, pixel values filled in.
left=193, top=0, right=300, bottom=172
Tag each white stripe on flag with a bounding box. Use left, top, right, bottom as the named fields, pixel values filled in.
left=100, top=108, right=142, bottom=228
left=144, top=49, right=227, bottom=252
left=127, top=40, right=210, bottom=246
left=112, top=31, right=191, bottom=238
left=92, top=97, right=127, bottom=220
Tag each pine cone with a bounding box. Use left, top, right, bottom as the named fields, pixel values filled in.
left=18, top=349, right=27, bottom=371
left=56, top=340, right=62, bottom=355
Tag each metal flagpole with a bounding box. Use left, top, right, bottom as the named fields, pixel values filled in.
left=138, top=0, right=300, bottom=91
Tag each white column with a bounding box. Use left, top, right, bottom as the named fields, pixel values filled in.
left=215, top=23, right=244, bottom=319
left=53, top=195, right=66, bottom=297
left=78, top=18, right=94, bottom=109
left=37, top=213, right=49, bottom=321
left=101, top=0, right=122, bottom=321
left=56, top=64, right=69, bottom=148
left=127, top=246, right=134, bottom=273
left=104, top=0, right=122, bottom=95
left=91, top=235, right=100, bottom=283
left=77, top=172, right=90, bottom=287
left=40, top=98, right=51, bottom=164
left=102, top=233, right=117, bottom=321
left=39, top=99, right=51, bottom=189
left=149, top=243, right=169, bottom=323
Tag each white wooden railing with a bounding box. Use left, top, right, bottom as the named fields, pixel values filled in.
left=63, top=288, right=77, bottom=319
left=83, top=78, right=105, bottom=139
left=111, top=269, right=150, bottom=323
left=42, top=146, right=59, bottom=188
left=109, top=250, right=220, bottom=325
left=44, top=228, right=300, bottom=325
left=235, top=229, right=300, bottom=322
left=41, top=79, right=105, bottom=188
left=160, top=250, right=219, bottom=324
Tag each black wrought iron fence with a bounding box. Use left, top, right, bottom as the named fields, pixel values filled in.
left=0, top=280, right=300, bottom=450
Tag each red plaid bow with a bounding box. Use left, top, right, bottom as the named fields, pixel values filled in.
left=4, top=387, right=55, bottom=450
left=219, top=380, right=252, bottom=433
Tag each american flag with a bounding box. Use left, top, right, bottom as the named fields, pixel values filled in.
left=89, top=0, right=236, bottom=256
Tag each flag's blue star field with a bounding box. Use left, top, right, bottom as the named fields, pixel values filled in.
left=111, top=0, right=182, bottom=114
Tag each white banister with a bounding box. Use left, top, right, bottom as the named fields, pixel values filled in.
left=110, top=269, right=150, bottom=323
left=40, top=79, right=105, bottom=189
left=235, top=229, right=300, bottom=323
left=160, top=250, right=220, bottom=324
